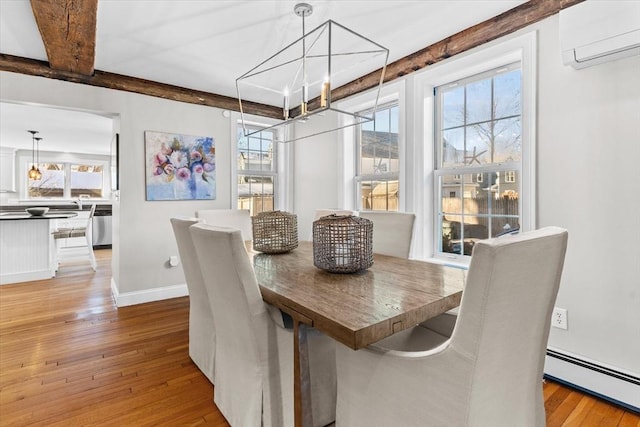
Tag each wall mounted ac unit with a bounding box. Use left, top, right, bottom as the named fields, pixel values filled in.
left=560, top=1, right=640, bottom=69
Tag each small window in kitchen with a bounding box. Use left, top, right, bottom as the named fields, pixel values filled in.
left=28, top=163, right=64, bottom=198
left=71, top=164, right=104, bottom=198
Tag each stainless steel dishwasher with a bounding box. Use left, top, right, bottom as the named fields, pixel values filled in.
left=92, top=205, right=112, bottom=248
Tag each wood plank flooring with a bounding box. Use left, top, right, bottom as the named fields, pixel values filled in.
left=0, top=249, right=638, bottom=426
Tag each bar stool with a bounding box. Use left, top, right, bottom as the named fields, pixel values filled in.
left=52, top=204, right=97, bottom=271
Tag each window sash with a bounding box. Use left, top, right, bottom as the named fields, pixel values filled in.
left=355, top=102, right=400, bottom=211
left=434, top=62, right=523, bottom=261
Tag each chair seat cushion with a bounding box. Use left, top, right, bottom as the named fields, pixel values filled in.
left=52, top=227, right=87, bottom=239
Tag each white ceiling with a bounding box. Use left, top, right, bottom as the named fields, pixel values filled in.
left=0, top=0, right=525, bottom=154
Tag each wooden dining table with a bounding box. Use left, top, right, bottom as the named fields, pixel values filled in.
left=246, top=241, right=466, bottom=427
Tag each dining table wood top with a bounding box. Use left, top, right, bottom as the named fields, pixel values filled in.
left=248, top=241, right=466, bottom=350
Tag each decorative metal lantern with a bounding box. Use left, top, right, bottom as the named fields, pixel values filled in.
left=313, top=214, right=373, bottom=273
left=252, top=210, right=298, bottom=254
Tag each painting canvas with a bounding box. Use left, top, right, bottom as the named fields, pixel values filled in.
left=145, top=130, right=216, bottom=201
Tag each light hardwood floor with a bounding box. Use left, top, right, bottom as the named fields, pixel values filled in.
left=0, top=249, right=637, bottom=426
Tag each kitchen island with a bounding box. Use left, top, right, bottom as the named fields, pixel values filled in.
left=0, top=212, right=77, bottom=285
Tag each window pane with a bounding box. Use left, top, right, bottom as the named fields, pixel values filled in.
left=442, top=128, right=465, bottom=168
left=438, top=172, right=520, bottom=255
left=360, top=108, right=399, bottom=175
left=493, top=117, right=522, bottom=162
left=28, top=163, right=64, bottom=198
left=494, top=69, right=522, bottom=119
left=71, top=164, right=103, bottom=198
left=237, top=174, right=274, bottom=215
left=466, top=79, right=492, bottom=124
left=442, top=86, right=465, bottom=129
left=238, top=128, right=275, bottom=173
left=359, top=179, right=398, bottom=211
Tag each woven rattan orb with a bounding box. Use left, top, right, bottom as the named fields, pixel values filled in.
left=312, top=214, right=373, bottom=273
left=252, top=210, right=298, bottom=254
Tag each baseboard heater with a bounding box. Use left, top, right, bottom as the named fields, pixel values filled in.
left=545, top=349, right=640, bottom=413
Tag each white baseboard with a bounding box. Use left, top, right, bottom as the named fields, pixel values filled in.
left=1, top=269, right=53, bottom=285
left=545, top=348, right=640, bottom=411
left=110, top=278, right=189, bottom=307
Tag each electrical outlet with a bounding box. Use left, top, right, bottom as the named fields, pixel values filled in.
left=552, top=307, right=568, bottom=330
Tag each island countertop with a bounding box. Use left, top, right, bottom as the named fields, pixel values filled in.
left=0, top=212, right=78, bottom=220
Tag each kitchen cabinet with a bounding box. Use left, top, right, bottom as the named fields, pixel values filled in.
left=0, top=147, right=16, bottom=192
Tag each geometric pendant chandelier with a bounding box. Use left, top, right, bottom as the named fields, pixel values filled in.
left=236, top=3, right=389, bottom=143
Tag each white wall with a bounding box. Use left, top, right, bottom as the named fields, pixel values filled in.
left=0, top=72, right=234, bottom=302
left=292, top=111, right=342, bottom=239
left=535, top=17, right=640, bottom=375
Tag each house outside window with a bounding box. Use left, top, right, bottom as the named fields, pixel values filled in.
left=435, top=62, right=522, bottom=257
left=355, top=103, right=400, bottom=211
left=236, top=125, right=277, bottom=215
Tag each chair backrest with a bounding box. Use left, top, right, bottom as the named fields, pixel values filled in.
left=85, top=204, right=96, bottom=241
left=195, top=209, right=252, bottom=240
left=451, top=226, right=568, bottom=424
left=189, top=223, right=274, bottom=426
left=170, top=217, right=215, bottom=382
left=357, top=211, right=415, bottom=258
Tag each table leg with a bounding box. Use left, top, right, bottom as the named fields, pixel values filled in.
left=293, top=319, right=313, bottom=427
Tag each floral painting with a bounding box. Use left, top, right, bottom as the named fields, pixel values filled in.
left=145, top=130, right=216, bottom=201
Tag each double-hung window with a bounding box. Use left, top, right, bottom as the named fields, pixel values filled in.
left=355, top=103, right=400, bottom=211
left=236, top=125, right=277, bottom=215
left=434, top=62, right=522, bottom=258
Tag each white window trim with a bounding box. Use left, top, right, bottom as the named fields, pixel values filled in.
left=414, top=31, right=537, bottom=264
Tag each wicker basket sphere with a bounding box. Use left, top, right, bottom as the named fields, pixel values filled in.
left=252, top=210, right=298, bottom=254
left=312, top=214, right=373, bottom=273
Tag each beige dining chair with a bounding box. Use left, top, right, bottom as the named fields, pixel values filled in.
left=52, top=204, right=97, bottom=271
left=357, top=211, right=415, bottom=258
left=170, top=217, right=215, bottom=384
left=195, top=209, right=253, bottom=240
left=335, top=227, right=568, bottom=427
left=189, top=223, right=337, bottom=427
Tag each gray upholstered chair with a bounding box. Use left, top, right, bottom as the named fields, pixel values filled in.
left=170, top=217, right=215, bottom=384
left=357, top=211, right=415, bottom=258
left=335, top=227, right=568, bottom=427
left=195, top=209, right=253, bottom=240
left=52, top=204, right=97, bottom=271
left=189, top=223, right=336, bottom=427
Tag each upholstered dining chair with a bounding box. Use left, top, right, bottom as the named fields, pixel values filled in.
left=195, top=209, right=253, bottom=240
left=189, top=223, right=337, bottom=427
left=52, top=204, right=97, bottom=271
left=357, top=211, right=415, bottom=258
left=170, top=217, right=215, bottom=384
left=335, top=227, right=568, bottom=427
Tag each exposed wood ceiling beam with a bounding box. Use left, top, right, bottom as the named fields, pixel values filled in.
left=1, top=0, right=584, bottom=119
left=331, top=0, right=585, bottom=102
left=30, top=0, right=98, bottom=76
left=0, top=54, right=282, bottom=118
